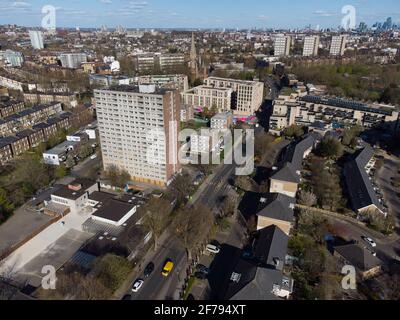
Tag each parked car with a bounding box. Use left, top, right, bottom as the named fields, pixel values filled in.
left=206, top=244, right=220, bottom=254
left=241, top=250, right=253, bottom=260
left=131, top=279, right=144, bottom=292
left=365, top=247, right=377, bottom=256
left=362, top=236, right=377, bottom=247
left=195, top=264, right=210, bottom=275
left=194, top=272, right=207, bottom=280
left=162, top=260, right=174, bottom=277
left=144, top=262, right=155, bottom=278
left=90, top=154, right=97, bottom=160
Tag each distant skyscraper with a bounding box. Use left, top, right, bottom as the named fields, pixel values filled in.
left=330, top=35, right=347, bottom=56
left=29, top=30, right=44, bottom=50
left=303, top=36, right=320, bottom=57
left=385, top=17, right=393, bottom=30
left=358, top=22, right=368, bottom=33
left=274, top=35, right=291, bottom=57
left=59, top=53, right=88, bottom=69
left=94, top=85, right=181, bottom=187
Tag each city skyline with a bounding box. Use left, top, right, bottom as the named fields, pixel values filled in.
left=0, top=0, right=399, bottom=29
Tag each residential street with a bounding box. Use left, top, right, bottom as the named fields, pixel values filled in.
left=123, top=232, right=187, bottom=300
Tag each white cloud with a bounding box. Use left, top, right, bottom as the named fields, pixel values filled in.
left=313, top=10, right=338, bottom=17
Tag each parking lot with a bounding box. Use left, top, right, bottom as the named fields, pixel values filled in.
left=374, top=151, right=400, bottom=229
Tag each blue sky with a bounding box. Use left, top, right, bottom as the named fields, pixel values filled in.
left=0, top=0, right=399, bottom=29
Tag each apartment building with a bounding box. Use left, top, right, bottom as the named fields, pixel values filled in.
left=29, top=30, right=44, bottom=50
left=135, top=53, right=186, bottom=74
left=203, top=77, right=264, bottom=116
left=303, top=36, right=320, bottom=56
left=23, top=92, right=78, bottom=108
left=158, top=54, right=185, bottom=72
left=274, top=35, right=292, bottom=57
left=0, top=50, right=24, bottom=67
left=135, top=54, right=156, bottom=73
left=0, top=135, right=30, bottom=159
left=0, top=100, right=25, bottom=118
left=269, top=94, right=400, bottom=134
left=182, top=85, right=233, bottom=112
left=0, top=140, right=13, bottom=165
left=16, top=128, right=45, bottom=148
left=0, top=74, right=26, bottom=91
left=59, top=53, right=88, bottom=69
left=210, top=112, right=233, bottom=130
left=190, top=130, right=220, bottom=154
left=180, top=104, right=194, bottom=122
left=330, top=35, right=347, bottom=56
left=0, top=102, right=63, bottom=136
left=344, top=145, right=384, bottom=215
left=94, top=85, right=181, bottom=187
left=138, top=74, right=189, bottom=92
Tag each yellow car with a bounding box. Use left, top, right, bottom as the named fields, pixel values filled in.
left=162, top=260, right=174, bottom=277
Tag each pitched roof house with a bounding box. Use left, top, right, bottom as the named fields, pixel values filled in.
left=224, top=225, right=293, bottom=300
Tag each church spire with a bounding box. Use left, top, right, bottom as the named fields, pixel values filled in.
left=190, top=32, right=197, bottom=61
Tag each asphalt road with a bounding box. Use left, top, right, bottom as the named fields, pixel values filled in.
left=330, top=217, right=400, bottom=264
left=192, top=133, right=251, bottom=209
left=265, top=75, right=280, bottom=101
left=129, top=236, right=186, bottom=300
left=71, top=153, right=102, bottom=179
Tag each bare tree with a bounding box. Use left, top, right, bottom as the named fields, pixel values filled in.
left=141, top=197, right=172, bottom=251
left=169, top=173, right=193, bottom=206
left=173, top=205, right=214, bottom=260
left=298, top=190, right=317, bottom=207
left=220, top=196, right=237, bottom=218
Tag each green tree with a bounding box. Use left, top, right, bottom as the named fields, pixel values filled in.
left=0, top=187, right=14, bottom=222
left=55, top=164, right=67, bottom=179
left=93, top=254, right=133, bottom=292
left=79, top=144, right=93, bottom=159
left=316, top=137, right=344, bottom=159
left=283, top=125, right=304, bottom=138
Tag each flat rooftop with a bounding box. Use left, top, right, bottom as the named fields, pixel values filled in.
left=52, top=178, right=97, bottom=200
left=43, top=140, right=79, bottom=155
left=301, top=95, right=397, bottom=116
left=95, top=85, right=169, bottom=95
left=89, top=191, right=142, bottom=223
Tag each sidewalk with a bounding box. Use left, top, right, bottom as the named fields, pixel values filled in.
left=113, top=230, right=171, bottom=299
